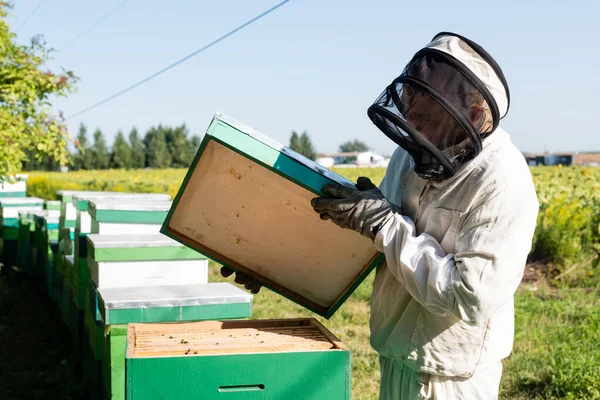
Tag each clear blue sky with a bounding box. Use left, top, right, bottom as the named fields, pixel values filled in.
left=8, top=0, right=600, bottom=156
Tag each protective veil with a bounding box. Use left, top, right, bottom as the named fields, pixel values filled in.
left=367, top=32, right=510, bottom=181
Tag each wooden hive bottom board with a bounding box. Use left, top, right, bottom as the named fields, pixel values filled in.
left=126, top=319, right=351, bottom=400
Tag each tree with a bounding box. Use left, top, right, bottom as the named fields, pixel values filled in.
left=110, top=130, right=131, bottom=169
left=288, top=130, right=316, bottom=160
left=129, top=127, right=145, bottom=169
left=190, top=135, right=202, bottom=154
left=0, top=3, right=78, bottom=178
left=144, top=125, right=172, bottom=168
left=72, top=122, right=93, bottom=170
left=299, top=132, right=316, bottom=160
left=338, top=139, right=370, bottom=163
left=91, top=128, right=110, bottom=169
left=165, top=124, right=193, bottom=168
left=339, top=139, right=370, bottom=153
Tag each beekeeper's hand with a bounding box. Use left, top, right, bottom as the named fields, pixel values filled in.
left=311, top=177, right=400, bottom=241
left=220, top=266, right=262, bottom=294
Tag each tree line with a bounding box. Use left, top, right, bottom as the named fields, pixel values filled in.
left=22, top=123, right=202, bottom=171
left=22, top=124, right=371, bottom=171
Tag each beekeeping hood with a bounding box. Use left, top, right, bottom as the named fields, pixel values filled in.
left=367, top=32, right=510, bottom=181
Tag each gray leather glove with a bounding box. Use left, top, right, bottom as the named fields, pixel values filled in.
left=220, top=266, right=262, bottom=294
left=310, top=177, right=399, bottom=241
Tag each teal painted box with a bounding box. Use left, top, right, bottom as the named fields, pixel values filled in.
left=86, top=234, right=208, bottom=290
left=125, top=318, right=351, bottom=400
left=161, top=112, right=384, bottom=318
left=1, top=197, right=44, bottom=268
left=73, top=193, right=171, bottom=234
left=98, top=283, right=252, bottom=400
left=32, top=211, right=59, bottom=277
left=17, top=211, right=35, bottom=271
left=0, top=175, right=27, bottom=198
left=88, top=199, right=172, bottom=235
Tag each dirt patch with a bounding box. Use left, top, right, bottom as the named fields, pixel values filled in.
left=0, top=267, right=83, bottom=399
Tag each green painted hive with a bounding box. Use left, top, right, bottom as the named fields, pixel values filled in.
left=16, top=211, right=35, bottom=271
left=125, top=319, right=351, bottom=400
left=44, top=200, right=61, bottom=219
left=0, top=197, right=43, bottom=268
left=89, top=198, right=172, bottom=224
left=99, top=283, right=253, bottom=400
left=60, top=255, right=75, bottom=326
left=161, top=112, right=384, bottom=319
left=73, top=192, right=171, bottom=233
left=58, top=190, right=121, bottom=231
left=86, top=234, right=208, bottom=290
left=99, top=282, right=252, bottom=325
left=30, top=211, right=59, bottom=277
left=0, top=175, right=27, bottom=198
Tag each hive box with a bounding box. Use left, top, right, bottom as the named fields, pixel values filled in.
left=125, top=319, right=351, bottom=400
left=0, top=175, right=27, bottom=198
left=58, top=191, right=122, bottom=231
left=98, top=282, right=252, bottom=325
left=73, top=193, right=171, bottom=233
left=17, top=211, right=35, bottom=271
left=88, top=199, right=172, bottom=234
left=44, top=200, right=61, bottom=219
left=98, top=283, right=252, bottom=400
left=72, top=193, right=171, bottom=310
left=29, top=210, right=59, bottom=277
left=0, top=197, right=44, bottom=268
left=86, top=234, right=208, bottom=289
left=161, top=112, right=384, bottom=318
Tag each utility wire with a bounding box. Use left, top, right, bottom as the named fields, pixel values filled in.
left=16, top=0, right=47, bottom=34
left=66, top=0, right=292, bottom=120
left=60, top=0, right=131, bottom=51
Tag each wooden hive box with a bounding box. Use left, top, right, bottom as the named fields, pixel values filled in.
left=71, top=194, right=171, bottom=311
left=89, top=199, right=172, bottom=235
left=57, top=190, right=121, bottom=231
left=0, top=197, right=44, bottom=268
left=86, top=234, right=209, bottom=290
left=98, top=283, right=253, bottom=400
left=161, top=112, right=384, bottom=318
left=31, top=211, right=59, bottom=277
left=61, top=255, right=75, bottom=326
left=16, top=211, right=35, bottom=272
left=74, top=193, right=171, bottom=233
left=126, top=319, right=351, bottom=400
left=44, top=200, right=61, bottom=218
left=0, top=175, right=27, bottom=198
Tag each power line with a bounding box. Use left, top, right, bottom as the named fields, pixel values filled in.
left=16, top=0, right=47, bottom=34
left=60, top=0, right=131, bottom=51
left=66, top=0, right=292, bottom=120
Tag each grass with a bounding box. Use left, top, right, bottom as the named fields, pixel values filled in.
left=208, top=264, right=600, bottom=400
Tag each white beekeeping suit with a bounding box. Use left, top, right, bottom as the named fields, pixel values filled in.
left=371, top=128, right=538, bottom=399
left=311, top=32, right=539, bottom=399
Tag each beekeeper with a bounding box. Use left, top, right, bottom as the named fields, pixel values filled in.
left=223, top=32, right=539, bottom=399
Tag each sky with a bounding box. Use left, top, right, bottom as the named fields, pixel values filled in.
left=8, top=0, right=600, bottom=156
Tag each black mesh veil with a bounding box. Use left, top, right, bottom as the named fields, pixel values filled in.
left=368, top=34, right=507, bottom=181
